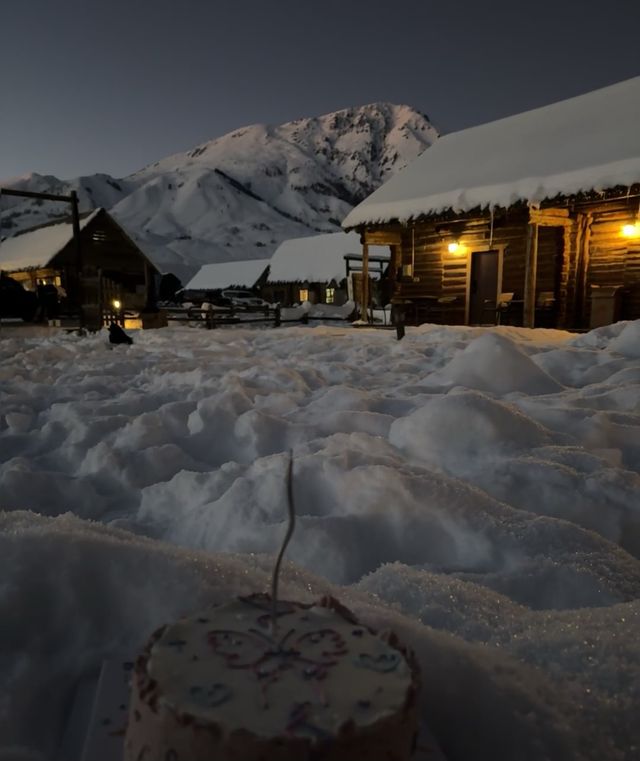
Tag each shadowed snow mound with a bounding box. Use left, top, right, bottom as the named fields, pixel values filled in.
left=389, top=389, right=556, bottom=470
left=608, top=320, right=640, bottom=358
left=422, top=332, right=563, bottom=395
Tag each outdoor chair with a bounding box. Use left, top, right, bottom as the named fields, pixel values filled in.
left=495, top=292, right=514, bottom=324
left=535, top=290, right=557, bottom=327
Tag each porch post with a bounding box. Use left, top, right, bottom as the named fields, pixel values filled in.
left=144, top=261, right=157, bottom=310
left=574, top=213, right=592, bottom=329
left=70, top=190, right=84, bottom=328
left=361, top=238, right=370, bottom=322
left=523, top=221, right=539, bottom=328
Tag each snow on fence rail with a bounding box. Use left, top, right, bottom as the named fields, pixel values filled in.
left=162, top=302, right=357, bottom=328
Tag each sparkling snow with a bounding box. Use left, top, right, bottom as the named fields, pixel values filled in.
left=1, top=321, right=639, bottom=760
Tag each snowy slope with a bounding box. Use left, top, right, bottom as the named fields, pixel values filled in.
left=0, top=172, right=130, bottom=232
left=1, top=104, right=437, bottom=282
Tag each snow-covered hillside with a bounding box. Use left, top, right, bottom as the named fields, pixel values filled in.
left=0, top=172, right=130, bottom=232
left=0, top=104, right=437, bottom=282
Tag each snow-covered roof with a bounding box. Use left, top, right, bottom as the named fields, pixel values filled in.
left=0, top=210, right=101, bottom=272
left=184, top=258, right=270, bottom=290
left=268, top=231, right=389, bottom=283
left=343, top=76, right=640, bottom=227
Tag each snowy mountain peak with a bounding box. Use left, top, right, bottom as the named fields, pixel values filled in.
left=1, top=103, right=438, bottom=281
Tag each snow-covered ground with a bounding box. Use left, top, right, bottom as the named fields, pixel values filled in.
left=1, top=320, right=639, bottom=760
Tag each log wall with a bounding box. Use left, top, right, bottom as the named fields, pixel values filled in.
left=388, top=210, right=543, bottom=325
left=362, top=193, right=640, bottom=328
left=585, top=202, right=640, bottom=321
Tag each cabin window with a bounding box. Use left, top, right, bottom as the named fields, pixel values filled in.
left=325, top=287, right=335, bottom=304
left=299, top=288, right=309, bottom=302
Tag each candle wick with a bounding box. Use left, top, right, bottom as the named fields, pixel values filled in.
left=271, top=450, right=295, bottom=635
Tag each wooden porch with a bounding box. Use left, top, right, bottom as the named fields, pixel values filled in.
left=355, top=194, right=640, bottom=330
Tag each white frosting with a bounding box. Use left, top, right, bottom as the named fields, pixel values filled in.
left=146, top=597, right=413, bottom=740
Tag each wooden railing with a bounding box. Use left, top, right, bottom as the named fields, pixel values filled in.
left=162, top=303, right=354, bottom=329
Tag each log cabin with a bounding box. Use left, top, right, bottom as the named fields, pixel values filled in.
left=262, top=231, right=389, bottom=307
left=342, top=76, right=640, bottom=329
left=0, top=208, right=162, bottom=329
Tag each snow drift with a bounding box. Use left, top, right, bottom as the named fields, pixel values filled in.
left=0, top=321, right=639, bottom=760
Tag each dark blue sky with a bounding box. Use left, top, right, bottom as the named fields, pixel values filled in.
left=2, top=0, right=639, bottom=180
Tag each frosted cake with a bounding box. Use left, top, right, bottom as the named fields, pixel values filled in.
left=124, top=593, right=420, bottom=760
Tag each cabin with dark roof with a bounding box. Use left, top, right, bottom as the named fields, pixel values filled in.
left=343, top=77, right=640, bottom=329
left=0, top=208, right=163, bottom=328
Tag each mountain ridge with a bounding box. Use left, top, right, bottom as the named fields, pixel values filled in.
left=0, top=102, right=438, bottom=282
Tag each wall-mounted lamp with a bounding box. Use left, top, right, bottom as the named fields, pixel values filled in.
left=621, top=223, right=640, bottom=238
left=448, top=241, right=462, bottom=254
left=113, top=299, right=121, bottom=310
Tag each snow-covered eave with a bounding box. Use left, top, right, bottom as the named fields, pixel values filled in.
left=267, top=276, right=346, bottom=285
left=185, top=260, right=271, bottom=290
left=342, top=159, right=640, bottom=229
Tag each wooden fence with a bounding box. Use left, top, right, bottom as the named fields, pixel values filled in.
left=163, top=304, right=354, bottom=329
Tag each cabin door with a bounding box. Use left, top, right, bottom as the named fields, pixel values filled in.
left=468, top=250, right=499, bottom=324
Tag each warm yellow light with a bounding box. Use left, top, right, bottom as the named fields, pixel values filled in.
left=621, top=223, right=640, bottom=238
left=113, top=299, right=121, bottom=310
left=448, top=242, right=462, bottom=254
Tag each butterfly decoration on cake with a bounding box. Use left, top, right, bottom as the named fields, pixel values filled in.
left=205, top=594, right=350, bottom=707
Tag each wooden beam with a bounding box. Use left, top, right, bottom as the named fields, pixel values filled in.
left=69, top=190, right=86, bottom=328
left=575, top=213, right=592, bottom=329
left=0, top=187, right=74, bottom=203
left=529, top=207, right=572, bottom=227
left=530, top=207, right=569, bottom=218
left=389, top=244, right=399, bottom=288
left=523, top=222, right=539, bottom=328
left=362, top=242, right=370, bottom=322
left=363, top=230, right=402, bottom=246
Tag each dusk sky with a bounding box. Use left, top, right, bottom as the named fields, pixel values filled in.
left=2, top=0, right=639, bottom=181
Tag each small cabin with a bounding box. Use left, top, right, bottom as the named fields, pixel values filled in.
left=343, top=76, right=640, bottom=329
left=0, top=208, right=162, bottom=328
left=262, top=231, right=389, bottom=308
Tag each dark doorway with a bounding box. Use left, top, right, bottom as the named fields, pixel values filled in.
left=468, top=250, right=499, bottom=324
left=535, top=226, right=564, bottom=328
